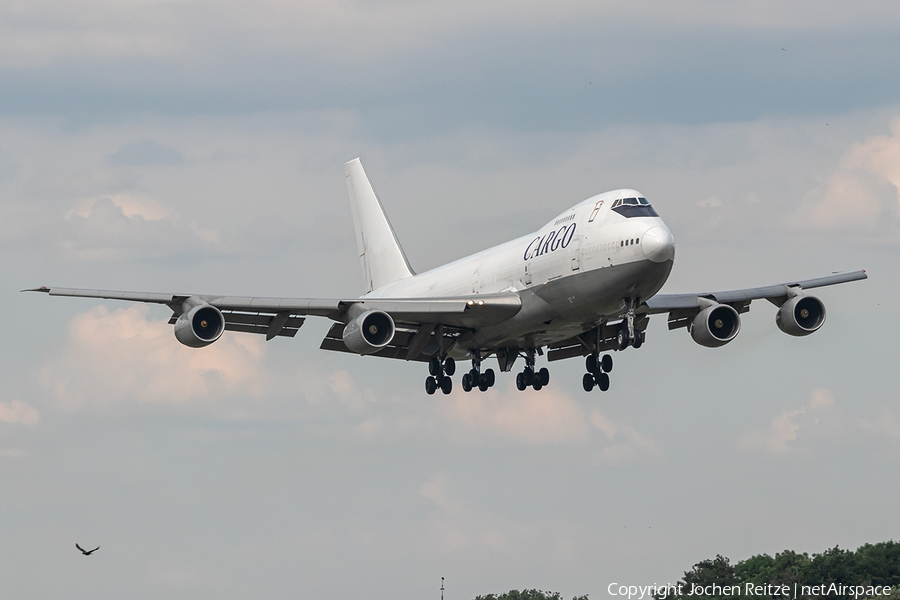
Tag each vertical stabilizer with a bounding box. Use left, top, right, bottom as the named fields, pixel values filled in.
left=345, top=158, right=415, bottom=293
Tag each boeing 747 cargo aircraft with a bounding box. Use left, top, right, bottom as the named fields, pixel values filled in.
left=27, top=159, right=867, bottom=394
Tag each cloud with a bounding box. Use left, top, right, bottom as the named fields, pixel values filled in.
left=60, top=194, right=222, bottom=261
left=737, top=388, right=900, bottom=460
left=39, top=304, right=268, bottom=410
left=792, top=116, right=900, bottom=234
left=107, top=139, right=184, bottom=166
left=0, top=400, right=40, bottom=425
left=589, top=410, right=664, bottom=466
left=418, top=472, right=465, bottom=514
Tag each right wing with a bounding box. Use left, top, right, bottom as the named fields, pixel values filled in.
left=24, top=286, right=522, bottom=357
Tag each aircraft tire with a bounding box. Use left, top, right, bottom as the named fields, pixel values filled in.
left=461, top=373, right=472, bottom=392
left=586, top=354, right=598, bottom=374
left=532, top=380, right=543, bottom=391
left=524, top=368, right=534, bottom=386
left=478, top=378, right=489, bottom=392
left=444, top=357, right=456, bottom=376
left=601, top=354, right=613, bottom=373
left=596, top=372, right=610, bottom=392
left=440, top=376, right=452, bottom=395
left=425, top=376, right=437, bottom=395
left=429, top=356, right=441, bottom=376
left=484, top=368, right=495, bottom=387
left=582, top=373, right=594, bottom=392
left=516, top=372, right=527, bottom=391
left=538, top=367, right=550, bottom=386
left=616, top=328, right=629, bottom=350
left=632, top=331, right=643, bottom=349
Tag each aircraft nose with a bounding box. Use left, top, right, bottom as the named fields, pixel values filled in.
left=641, top=226, right=675, bottom=263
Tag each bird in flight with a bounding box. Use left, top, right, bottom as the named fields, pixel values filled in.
left=76, top=543, right=100, bottom=556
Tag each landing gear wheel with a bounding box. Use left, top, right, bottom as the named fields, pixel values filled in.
left=516, top=372, right=527, bottom=391
left=478, top=376, right=489, bottom=392
left=425, top=376, right=437, bottom=395
left=538, top=367, right=550, bottom=386
left=586, top=354, right=599, bottom=374
left=484, top=368, right=495, bottom=387
left=532, top=380, right=543, bottom=391
left=632, top=331, right=643, bottom=349
left=616, top=328, right=629, bottom=350
left=444, top=357, right=456, bottom=376
left=461, top=373, right=472, bottom=392
left=524, top=368, right=535, bottom=386
left=468, top=368, right=479, bottom=386
left=440, top=376, right=452, bottom=395
left=428, top=356, right=441, bottom=376
left=601, top=354, right=613, bottom=373
left=596, top=372, right=610, bottom=392
left=582, top=372, right=595, bottom=392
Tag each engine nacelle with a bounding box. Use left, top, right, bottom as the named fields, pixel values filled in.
left=174, top=304, right=225, bottom=348
left=689, top=303, right=741, bottom=348
left=776, top=295, right=826, bottom=336
left=342, top=309, right=395, bottom=355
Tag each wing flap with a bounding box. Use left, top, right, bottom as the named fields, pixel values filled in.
left=319, top=322, right=436, bottom=362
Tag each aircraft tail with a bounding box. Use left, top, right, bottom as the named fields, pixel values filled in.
left=345, top=158, right=415, bottom=293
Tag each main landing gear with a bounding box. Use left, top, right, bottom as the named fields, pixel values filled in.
left=461, top=354, right=496, bottom=393
left=425, top=355, right=455, bottom=395
left=583, top=353, right=613, bottom=392
left=514, top=349, right=550, bottom=392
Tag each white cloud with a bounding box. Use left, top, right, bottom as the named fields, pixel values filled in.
left=792, top=117, right=900, bottom=233
left=589, top=410, right=664, bottom=466
left=39, top=304, right=268, bottom=409
left=418, top=472, right=465, bottom=514
left=0, top=400, right=40, bottom=425
left=59, top=194, right=222, bottom=261
left=67, top=193, right=171, bottom=221
left=736, top=388, right=900, bottom=459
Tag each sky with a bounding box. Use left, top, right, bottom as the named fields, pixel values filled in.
left=2, top=1, right=900, bottom=598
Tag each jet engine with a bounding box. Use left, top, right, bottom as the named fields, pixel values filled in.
left=776, top=295, right=826, bottom=336
left=174, top=304, right=225, bottom=348
left=689, top=303, right=741, bottom=348
left=342, top=309, right=395, bottom=354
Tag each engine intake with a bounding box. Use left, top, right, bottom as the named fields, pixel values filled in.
left=690, top=303, right=741, bottom=348
left=342, top=309, right=395, bottom=355
left=776, top=295, right=826, bottom=336
left=174, top=304, right=225, bottom=348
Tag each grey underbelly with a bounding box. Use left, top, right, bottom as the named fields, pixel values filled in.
left=453, top=258, right=672, bottom=354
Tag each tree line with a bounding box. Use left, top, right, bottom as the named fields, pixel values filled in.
left=473, top=541, right=899, bottom=600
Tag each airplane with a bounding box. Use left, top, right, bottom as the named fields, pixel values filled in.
left=26, top=158, right=867, bottom=395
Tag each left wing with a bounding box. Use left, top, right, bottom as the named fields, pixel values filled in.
left=24, top=286, right=522, bottom=355
left=641, top=269, right=867, bottom=343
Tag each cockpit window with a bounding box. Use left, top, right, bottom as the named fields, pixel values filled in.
left=612, top=196, right=658, bottom=218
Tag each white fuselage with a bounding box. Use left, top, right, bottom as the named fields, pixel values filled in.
left=365, top=189, right=676, bottom=354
